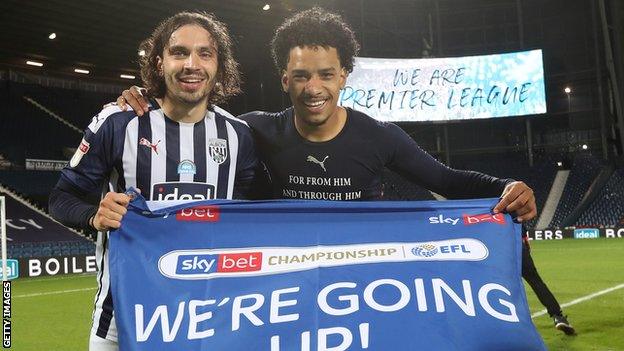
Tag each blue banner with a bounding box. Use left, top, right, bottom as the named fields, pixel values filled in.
left=110, top=197, right=546, bottom=350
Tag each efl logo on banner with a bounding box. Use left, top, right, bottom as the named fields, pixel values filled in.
left=463, top=213, right=506, bottom=225
left=175, top=206, right=220, bottom=222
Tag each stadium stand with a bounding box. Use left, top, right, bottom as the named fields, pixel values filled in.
left=549, top=154, right=605, bottom=227
left=10, top=240, right=95, bottom=259
left=1, top=186, right=95, bottom=259
left=1, top=83, right=82, bottom=163
left=575, top=167, right=624, bottom=227
left=0, top=170, right=62, bottom=208
left=380, top=152, right=553, bottom=227
left=451, top=153, right=532, bottom=184
left=0, top=154, right=10, bottom=170
left=22, top=83, right=118, bottom=128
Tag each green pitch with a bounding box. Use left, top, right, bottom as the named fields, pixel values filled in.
left=10, top=239, right=624, bottom=350
left=525, top=238, right=624, bottom=351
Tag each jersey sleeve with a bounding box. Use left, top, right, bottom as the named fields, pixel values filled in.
left=58, top=111, right=118, bottom=193
left=235, top=111, right=273, bottom=199
left=384, top=123, right=513, bottom=199
left=50, top=107, right=124, bottom=229
left=48, top=184, right=98, bottom=230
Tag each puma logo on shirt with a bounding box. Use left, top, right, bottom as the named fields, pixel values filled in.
left=307, top=155, right=329, bottom=172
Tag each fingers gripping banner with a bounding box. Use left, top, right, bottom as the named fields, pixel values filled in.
left=109, top=197, right=546, bottom=350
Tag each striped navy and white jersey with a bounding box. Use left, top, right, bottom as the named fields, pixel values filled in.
left=56, top=101, right=259, bottom=342
left=61, top=101, right=258, bottom=200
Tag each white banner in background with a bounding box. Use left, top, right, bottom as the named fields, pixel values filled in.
left=339, top=49, right=546, bottom=122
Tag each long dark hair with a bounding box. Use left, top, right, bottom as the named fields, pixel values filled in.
left=139, top=11, right=241, bottom=105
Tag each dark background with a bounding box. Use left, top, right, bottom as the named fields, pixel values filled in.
left=0, top=0, right=623, bottom=162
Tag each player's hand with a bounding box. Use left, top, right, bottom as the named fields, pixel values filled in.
left=116, top=86, right=150, bottom=116
left=92, top=192, right=131, bottom=231
left=492, top=181, right=537, bottom=223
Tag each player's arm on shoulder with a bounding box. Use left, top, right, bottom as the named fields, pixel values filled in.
left=231, top=122, right=271, bottom=199
left=112, top=86, right=149, bottom=116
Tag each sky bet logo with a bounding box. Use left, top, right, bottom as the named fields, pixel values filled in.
left=463, top=213, right=506, bottom=225
left=429, top=213, right=506, bottom=226
left=151, top=182, right=215, bottom=201
left=176, top=252, right=262, bottom=275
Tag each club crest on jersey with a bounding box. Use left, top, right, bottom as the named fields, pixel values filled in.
left=208, top=138, right=228, bottom=164
left=69, top=138, right=90, bottom=168
left=177, top=159, right=196, bottom=175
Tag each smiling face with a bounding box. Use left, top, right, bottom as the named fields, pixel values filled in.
left=158, top=24, right=219, bottom=106
left=281, top=45, right=347, bottom=128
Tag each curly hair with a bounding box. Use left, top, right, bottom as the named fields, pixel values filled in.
left=270, top=7, right=360, bottom=74
left=139, top=11, right=241, bottom=105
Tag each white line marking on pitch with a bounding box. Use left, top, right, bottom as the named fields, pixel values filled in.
left=15, top=287, right=97, bottom=298
left=531, top=283, right=624, bottom=318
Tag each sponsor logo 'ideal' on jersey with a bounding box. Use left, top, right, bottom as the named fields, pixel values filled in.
left=152, top=182, right=215, bottom=201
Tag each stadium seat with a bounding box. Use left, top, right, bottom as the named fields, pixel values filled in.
left=550, top=154, right=604, bottom=227
left=576, top=167, right=624, bottom=227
